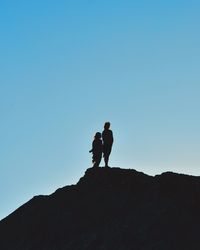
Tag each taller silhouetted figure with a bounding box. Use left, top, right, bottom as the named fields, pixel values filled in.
left=102, top=122, right=114, bottom=167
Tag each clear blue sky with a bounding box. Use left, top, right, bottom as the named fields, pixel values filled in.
left=1, top=0, right=200, bottom=219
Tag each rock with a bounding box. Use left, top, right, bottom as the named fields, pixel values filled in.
left=0, top=167, right=200, bottom=250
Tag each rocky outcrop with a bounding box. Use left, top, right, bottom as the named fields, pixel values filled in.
left=1, top=167, right=200, bottom=250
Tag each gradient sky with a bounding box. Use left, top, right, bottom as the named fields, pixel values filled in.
left=1, top=0, right=200, bottom=220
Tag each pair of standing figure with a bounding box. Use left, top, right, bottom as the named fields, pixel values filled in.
left=89, top=122, right=114, bottom=168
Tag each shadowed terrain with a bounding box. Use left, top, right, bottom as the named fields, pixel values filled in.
left=1, top=167, right=200, bottom=250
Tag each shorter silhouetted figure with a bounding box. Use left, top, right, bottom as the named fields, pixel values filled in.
left=102, top=122, right=114, bottom=167
left=89, top=132, right=103, bottom=168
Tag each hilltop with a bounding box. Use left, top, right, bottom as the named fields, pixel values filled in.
left=0, top=167, right=200, bottom=250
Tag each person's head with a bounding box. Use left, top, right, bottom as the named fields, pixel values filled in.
left=94, top=132, right=102, bottom=140
left=104, top=122, right=110, bottom=130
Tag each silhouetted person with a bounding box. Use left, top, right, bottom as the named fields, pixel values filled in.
left=89, top=132, right=103, bottom=168
left=102, top=122, right=113, bottom=167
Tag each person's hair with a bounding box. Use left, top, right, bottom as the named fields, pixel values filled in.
left=94, top=132, right=101, bottom=139
left=104, top=122, right=110, bottom=129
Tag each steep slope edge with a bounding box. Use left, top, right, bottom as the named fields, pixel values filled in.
left=0, top=167, right=200, bottom=250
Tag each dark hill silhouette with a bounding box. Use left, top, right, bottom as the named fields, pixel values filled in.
left=1, top=167, right=200, bottom=250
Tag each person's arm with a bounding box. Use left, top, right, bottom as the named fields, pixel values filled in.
left=111, top=130, right=114, bottom=144
left=102, top=130, right=105, bottom=142
left=89, top=141, right=95, bottom=153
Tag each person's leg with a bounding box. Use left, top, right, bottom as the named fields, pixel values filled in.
left=103, top=145, right=108, bottom=167
left=104, top=146, right=112, bottom=167
left=93, top=154, right=101, bottom=167
left=92, top=155, right=95, bottom=167
left=93, top=162, right=98, bottom=168
left=104, top=153, right=109, bottom=167
left=96, top=157, right=101, bottom=167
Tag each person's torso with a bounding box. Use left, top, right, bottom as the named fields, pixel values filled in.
left=93, top=139, right=102, bottom=153
left=102, top=129, right=113, bottom=145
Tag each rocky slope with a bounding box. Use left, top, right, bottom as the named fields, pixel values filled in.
left=1, top=167, right=200, bottom=250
